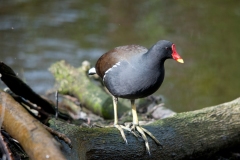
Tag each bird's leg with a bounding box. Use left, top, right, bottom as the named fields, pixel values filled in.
left=130, top=99, right=141, bottom=137
left=130, top=99, right=150, bottom=154
left=112, top=96, right=131, bottom=144
left=130, top=99, right=162, bottom=155
left=113, top=96, right=119, bottom=125
left=94, top=96, right=130, bottom=143
left=131, top=99, right=139, bottom=126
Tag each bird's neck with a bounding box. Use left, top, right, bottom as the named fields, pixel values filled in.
left=142, top=46, right=166, bottom=71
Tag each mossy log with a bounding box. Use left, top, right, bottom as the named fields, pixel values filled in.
left=49, top=97, right=240, bottom=160
left=49, top=60, right=130, bottom=119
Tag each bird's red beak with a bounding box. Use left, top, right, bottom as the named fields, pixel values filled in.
left=171, top=44, right=184, bottom=63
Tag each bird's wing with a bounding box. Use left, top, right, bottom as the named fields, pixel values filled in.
left=95, top=45, right=148, bottom=78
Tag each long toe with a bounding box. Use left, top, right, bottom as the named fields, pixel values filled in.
left=129, top=124, right=141, bottom=138
left=129, top=125, right=162, bottom=155
left=136, top=126, right=151, bottom=155
left=96, top=124, right=130, bottom=144
left=115, top=124, right=129, bottom=144
left=140, top=127, right=162, bottom=147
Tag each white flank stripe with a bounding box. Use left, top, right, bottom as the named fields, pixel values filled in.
left=103, top=62, right=121, bottom=82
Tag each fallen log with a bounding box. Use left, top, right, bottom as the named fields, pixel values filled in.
left=49, top=97, right=240, bottom=160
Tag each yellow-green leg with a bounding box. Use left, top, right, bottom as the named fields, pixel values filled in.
left=112, top=96, right=131, bottom=144
left=130, top=99, right=161, bottom=155
left=94, top=96, right=130, bottom=144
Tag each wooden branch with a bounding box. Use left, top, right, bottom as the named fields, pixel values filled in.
left=49, top=97, right=240, bottom=160
left=0, top=90, right=66, bottom=160
left=0, top=62, right=55, bottom=121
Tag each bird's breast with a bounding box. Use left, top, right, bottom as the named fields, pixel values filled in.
left=103, top=60, right=164, bottom=99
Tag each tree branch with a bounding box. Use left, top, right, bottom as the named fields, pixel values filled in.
left=0, top=91, right=66, bottom=160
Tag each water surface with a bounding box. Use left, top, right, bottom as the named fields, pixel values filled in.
left=1, top=0, right=239, bottom=112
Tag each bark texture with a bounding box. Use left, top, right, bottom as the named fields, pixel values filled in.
left=0, top=91, right=66, bottom=160
left=49, top=97, right=240, bottom=160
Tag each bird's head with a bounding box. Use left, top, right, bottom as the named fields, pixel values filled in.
left=154, top=40, right=184, bottom=63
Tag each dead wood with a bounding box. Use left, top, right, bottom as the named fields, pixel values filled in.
left=0, top=62, right=55, bottom=121
left=0, top=90, right=66, bottom=160
left=49, top=97, right=240, bottom=160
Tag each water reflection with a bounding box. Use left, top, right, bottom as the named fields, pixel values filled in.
left=0, top=0, right=239, bottom=112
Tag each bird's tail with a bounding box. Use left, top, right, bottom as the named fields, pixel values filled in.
left=88, top=67, right=96, bottom=75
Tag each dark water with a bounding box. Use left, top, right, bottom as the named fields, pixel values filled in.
left=0, top=0, right=239, bottom=113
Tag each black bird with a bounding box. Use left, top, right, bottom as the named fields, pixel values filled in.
left=89, top=40, right=184, bottom=155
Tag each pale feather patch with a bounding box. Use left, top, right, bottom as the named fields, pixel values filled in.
left=88, top=67, right=96, bottom=75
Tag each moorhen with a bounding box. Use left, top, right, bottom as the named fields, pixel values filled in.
left=89, top=40, right=184, bottom=155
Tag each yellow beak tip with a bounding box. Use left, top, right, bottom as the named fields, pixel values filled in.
left=177, top=59, right=184, bottom=63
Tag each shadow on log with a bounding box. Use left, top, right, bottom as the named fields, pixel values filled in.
left=49, top=97, right=240, bottom=160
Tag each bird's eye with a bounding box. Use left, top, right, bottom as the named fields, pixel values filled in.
left=165, top=47, right=171, bottom=50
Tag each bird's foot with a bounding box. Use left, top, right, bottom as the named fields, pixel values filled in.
left=128, top=123, right=162, bottom=155
left=94, top=123, right=131, bottom=144
left=114, top=124, right=131, bottom=144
